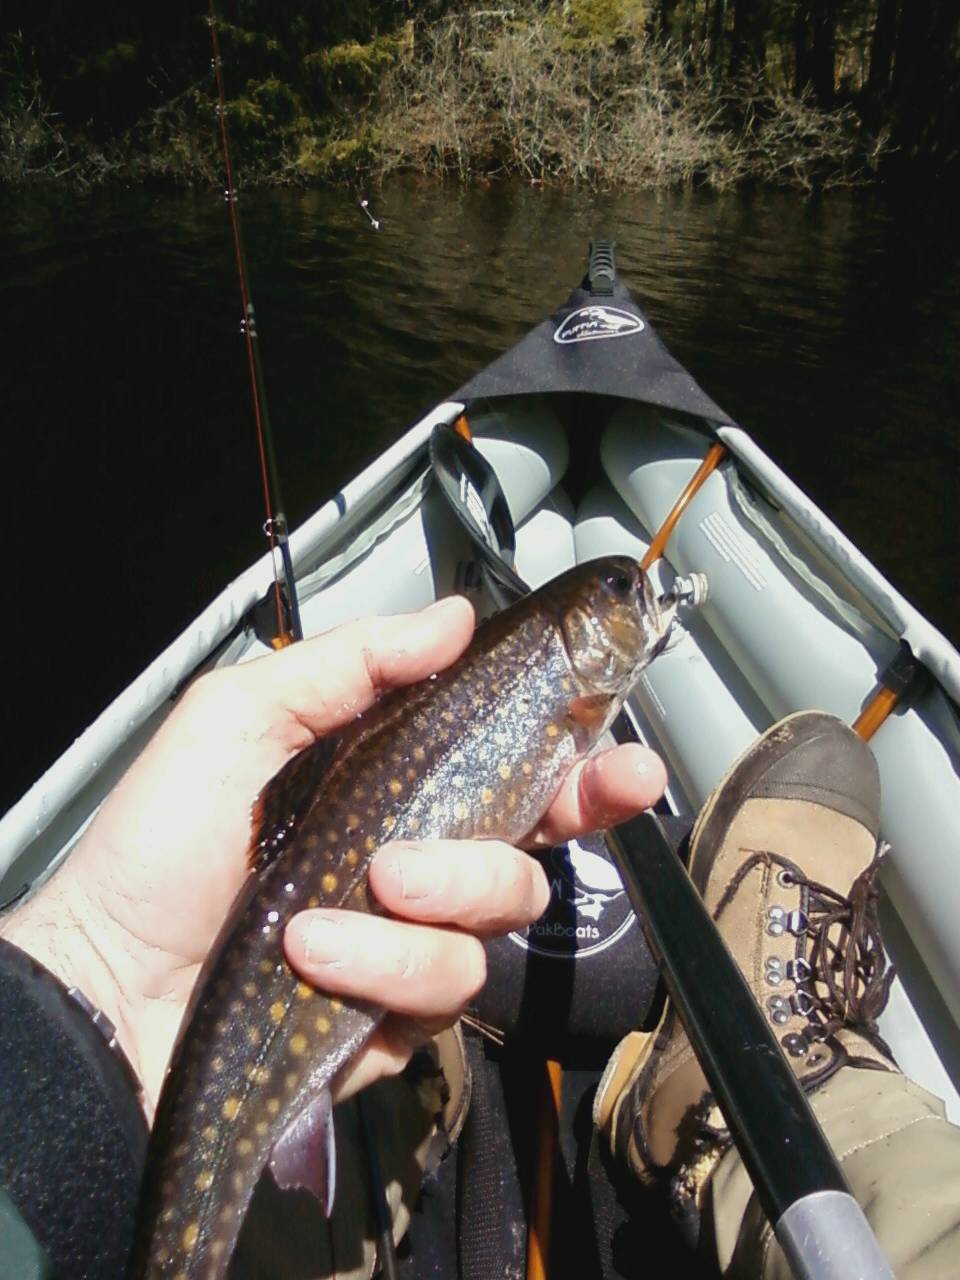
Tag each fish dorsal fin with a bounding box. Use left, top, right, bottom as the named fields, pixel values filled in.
left=249, top=735, right=340, bottom=872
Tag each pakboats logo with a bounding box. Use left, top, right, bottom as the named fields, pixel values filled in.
left=553, top=305, right=644, bottom=345
left=509, top=834, right=635, bottom=959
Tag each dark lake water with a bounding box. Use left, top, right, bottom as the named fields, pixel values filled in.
left=1, top=179, right=958, bottom=816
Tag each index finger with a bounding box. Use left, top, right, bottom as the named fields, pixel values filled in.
left=222, top=595, right=476, bottom=743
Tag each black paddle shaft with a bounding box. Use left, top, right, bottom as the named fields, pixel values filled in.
left=604, top=811, right=849, bottom=1224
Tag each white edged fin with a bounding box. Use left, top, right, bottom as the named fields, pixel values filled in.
left=268, top=1087, right=337, bottom=1218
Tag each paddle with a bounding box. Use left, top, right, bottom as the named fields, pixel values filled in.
left=429, top=417, right=894, bottom=1280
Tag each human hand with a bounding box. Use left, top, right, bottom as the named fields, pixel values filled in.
left=1, top=597, right=667, bottom=1118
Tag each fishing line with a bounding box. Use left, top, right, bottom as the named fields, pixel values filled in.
left=207, top=0, right=302, bottom=644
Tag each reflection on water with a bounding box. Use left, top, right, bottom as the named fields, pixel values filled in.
left=1, top=180, right=958, bottom=811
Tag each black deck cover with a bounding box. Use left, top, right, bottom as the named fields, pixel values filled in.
left=455, top=269, right=734, bottom=426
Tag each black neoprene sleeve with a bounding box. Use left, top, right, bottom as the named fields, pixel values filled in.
left=0, top=937, right=147, bottom=1279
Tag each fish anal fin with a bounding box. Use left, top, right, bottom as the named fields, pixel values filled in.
left=249, top=736, right=340, bottom=872
left=268, top=1087, right=337, bottom=1217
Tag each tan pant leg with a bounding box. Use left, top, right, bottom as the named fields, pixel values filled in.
left=704, top=1068, right=960, bottom=1279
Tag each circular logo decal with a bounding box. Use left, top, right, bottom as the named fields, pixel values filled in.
left=508, top=834, right=636, bottom=959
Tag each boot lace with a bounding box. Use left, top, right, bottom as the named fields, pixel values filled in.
left=716, top=843, right=895, bottom=1059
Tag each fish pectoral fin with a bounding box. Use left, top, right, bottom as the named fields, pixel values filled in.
left=249, top=735, right=342, bottom=871
left=566, top=694, right=614, bottom=729
left=268, top=1087, right=337, bottom=1217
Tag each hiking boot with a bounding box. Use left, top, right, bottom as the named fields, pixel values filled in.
left=595, top=711, right=897, bottom=1225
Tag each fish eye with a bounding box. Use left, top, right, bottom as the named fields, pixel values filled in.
left=603, top=568, right=635, bottom=598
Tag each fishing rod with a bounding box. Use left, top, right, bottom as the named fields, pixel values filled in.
left=207, top=0, right=302, bottom=645
left=206, top=13, right=406, bottom=1274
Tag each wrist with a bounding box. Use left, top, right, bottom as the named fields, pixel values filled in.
left=0, top=875, right=147, bottom=1105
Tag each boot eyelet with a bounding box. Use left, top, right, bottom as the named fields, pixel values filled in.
left=782, top=1033, right=808, bottom=1058
left=790, top=991, right=815, bottom=1016
left=777, top=869, right=796, bottom=888
left=767, top=995, right=791, bottom=1025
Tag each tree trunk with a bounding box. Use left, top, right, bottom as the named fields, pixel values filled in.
left=730, top=0, right=768, bottom=75
left=811, top=0, right=837, bottom=107
left=866, top=0, right=900, bottom=100
left=656, top=0, right=680, bottom=40
left=889, top=0, right=960, bottom=172
left=793, top=2, right=813, bottom=95
left=708, top=0, right=727, bottom=69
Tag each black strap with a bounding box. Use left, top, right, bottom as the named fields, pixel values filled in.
left=457, top=1036, right=526, bottom=1280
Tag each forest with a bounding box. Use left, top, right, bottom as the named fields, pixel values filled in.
left=1, top=1, right=957, bottom=190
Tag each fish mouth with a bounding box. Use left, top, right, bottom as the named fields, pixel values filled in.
left=647, top=577, right=677, bottom=659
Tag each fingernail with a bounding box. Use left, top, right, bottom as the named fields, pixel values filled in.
left=298, top=913, right=346, bottom=968
left=425, top=594, right=465, bottom=614
left=380, top=846, right=442, bottom=901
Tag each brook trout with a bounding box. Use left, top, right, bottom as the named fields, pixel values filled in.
left=131, top=556, right=673, bottom=1278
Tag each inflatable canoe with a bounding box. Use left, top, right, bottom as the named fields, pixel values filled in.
left=1, top=240, right=958, bottom=1273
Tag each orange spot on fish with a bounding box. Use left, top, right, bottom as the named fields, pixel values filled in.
left=247, top=1027, right=262, bottom=1046
left=195, top=1170, right=214, bottom=1192
left=182, top=1222, right=199, bottom=1251
left=296, top=982, right=313, bottom=1000
left=389, top=779, right=402, bottom=796
left=315, top=1015, right=330, bottom=1033
left=498, top=763, right=512, bottom=780
left=270, top=1002, right=285, bottom=1024
left=222, top=1097, right=241, bottom=1120
left=290, top=1033, right=308, bottom=1056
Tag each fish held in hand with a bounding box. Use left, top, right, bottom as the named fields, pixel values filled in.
left=130, top=556, right=672, bottom=1278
